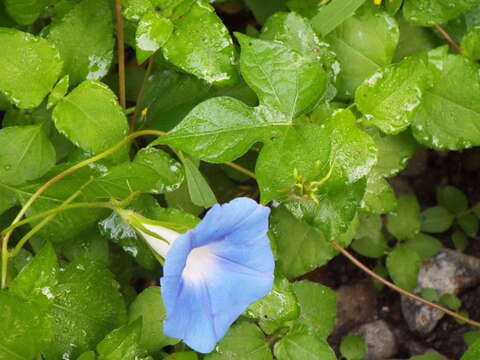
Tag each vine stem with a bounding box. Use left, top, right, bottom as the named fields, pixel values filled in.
left=331, top=241, right=480, bottom=328
left=132, top=56, right=155, bottom=131
left=10, top=177, right=94, bottom=258
left=435, top=24, right=461, bottom=53
left=0, top=130, right=164, bottom=289
left=114, top=0, right=126, bottom=108
left=225, top=162, right=256, bottom=179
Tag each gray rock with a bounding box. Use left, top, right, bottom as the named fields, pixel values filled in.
left=401, top=249, right=480, bottom=335
left=334, top=280, right=378, bottom=336
left=353, top=320, right=398, bottom=360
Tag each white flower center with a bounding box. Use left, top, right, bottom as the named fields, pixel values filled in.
left=182, top=245, right=216, bottom=284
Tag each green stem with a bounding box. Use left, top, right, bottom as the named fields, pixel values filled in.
left=0, top=130, right=164, bottom=289
left=225, top=162, right=256, bottom=179
left=132, top=56, right=155, bottom=131
left=125, top=106, right=136, bottom=115
left=114, top=0, right=126, bottom=108
left=10, top=177, right=94, bottom=258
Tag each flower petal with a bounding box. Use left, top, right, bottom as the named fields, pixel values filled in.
left=160, top=197, right=274, bottom=353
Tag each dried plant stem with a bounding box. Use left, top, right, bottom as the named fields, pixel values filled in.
left=331, top=241, right=480, bottom=328
left=435, top=24, right=461, bottom=53
left=114, top=0, right=126, bottom=108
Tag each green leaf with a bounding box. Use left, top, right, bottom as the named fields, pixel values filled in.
left=291, top=280, right=336, bottom=339
left=260, top=11, right=339, bottom=102
left=0, top=125, right=56, bottom=186
left=0, top=28, right=62, bottom=109
left=62, top=226, right=110, bottom=265
left=325, top=3, right=399, bottom=98
left=45, top=0, right=114, bottom=86
left=339, top=335, right=366, bottom=360
left=310, top=0, right=367, bottom=36
left=285, top=179, right=366, bottom=242
left=421, top=206, right=455, bottom=233
left=181, top=155, right=217, bottom=208
left=247, top=278, right=299, bottom=332
left=462, top=338, right=480, bottom=360
left=412, top=352, right=448, bottom=360
left=436, top=186, right=468, bottom=214
left=128, top=286, right=179, bottom=353
left=10, top=242, right=57, bottom=306
left=95, top=161, right=172, bottom=198
left=139, top=68, right=215, bottom=132
left=386, top=193, right=421, bottom=240
left=53, top=80, right=129, bottom=163
left=462, top=26, right=480, bottom=60
left=439, top=293, right=461, bottom=311
left=256, top=124, right=331, bottom=203
left=0, top=186, right=17, bottom=215
left=421, top=288, right=439, bottom=302
left=236, top=33, right=328, bottom=118
left=135, top=12, right=173, bottom=64
left=322, top=109, right=377, bottom=186
left=274, top=333, right=336, bottom=360
left=47, top=75, right=70, bottom=110
left=4, top=0, right=57, bottom=25
left=270, top=205, right=339, bottom=278
left=205, top=321, right=272, bottom=360
left=77, top=351, right=96, bottom=360
left=134, top=147, right=184, bottom=193
left=458, top=212, right=479, bottom=236
left=403, top=0, right=480, bottom=26
left=161, top=1, right=238, bottom=86
left=244, top=0, right=288, bottom=24
left=155, top=97, right=289, bottom=163
left=362, top=173, right=397, bottom=214
left=452, top=230, right=469, bottom=252
left=286, top=0, right=323, bottom=18
left=356, top=54, right=433, bottom=134
left=96, top=319, right=145, bottom=360
left=44, top=259, right=126, bottom=360
left=164, top=353, right=198, bottom=360
left=412, top=53, right=480, bottom=150
left=14, top=166, right=108, bottom=243
left=0, top=291, right=54, bottom=360
left=464, top=331, right=480, bottom=347
left=352, top=213, right=389, bottom=258
left=403, top=233, right=443, bottom=260
left=386, top=245, right=421, bottom=291
left=394, top=17, right=437, bottom=62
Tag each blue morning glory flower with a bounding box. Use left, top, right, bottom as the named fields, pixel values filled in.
left=119, top=197, right=275, bottom=353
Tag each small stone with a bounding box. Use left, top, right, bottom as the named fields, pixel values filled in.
left=401, top=249, right=480, bottom=335
left=334, top=280, right=378, bottom=336
left=353, top=320, right=398, bottom=360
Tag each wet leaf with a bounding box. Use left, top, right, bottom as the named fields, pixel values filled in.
left=43, top=259, right=126, bottom=360
left=205, top=321, right=272, bottom=360
left=236, top=33, right=328, bottom=118
left=161, top=0, right=238, bottom=86
left=274, top=332, right=336, bottom=360
left=0, top=28, right=62, bottom=109
left=326, top=3, right=399, bottom=98
left=356, top=54, right=433, bottom=134
left=135, top=12, right=173, bottom=64
left=0, top=124, right=56, bottom=186
left=386, top=244, right=421, bottom=291
left=45, top=0, right=114, bottom=86
left=412, top=52, right=480, bottom=150
left=403, top=0, right=480, bottom=26
left=53, top=80, right=129, bottom=164
left=387, top=193, right=421, bottom=240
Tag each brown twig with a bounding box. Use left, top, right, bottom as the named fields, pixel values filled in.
left=331, top=242, right=480, bottom=328
left=435, top=24, right=461, bottom=53
left=114, top=0, right=126, bottom=108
